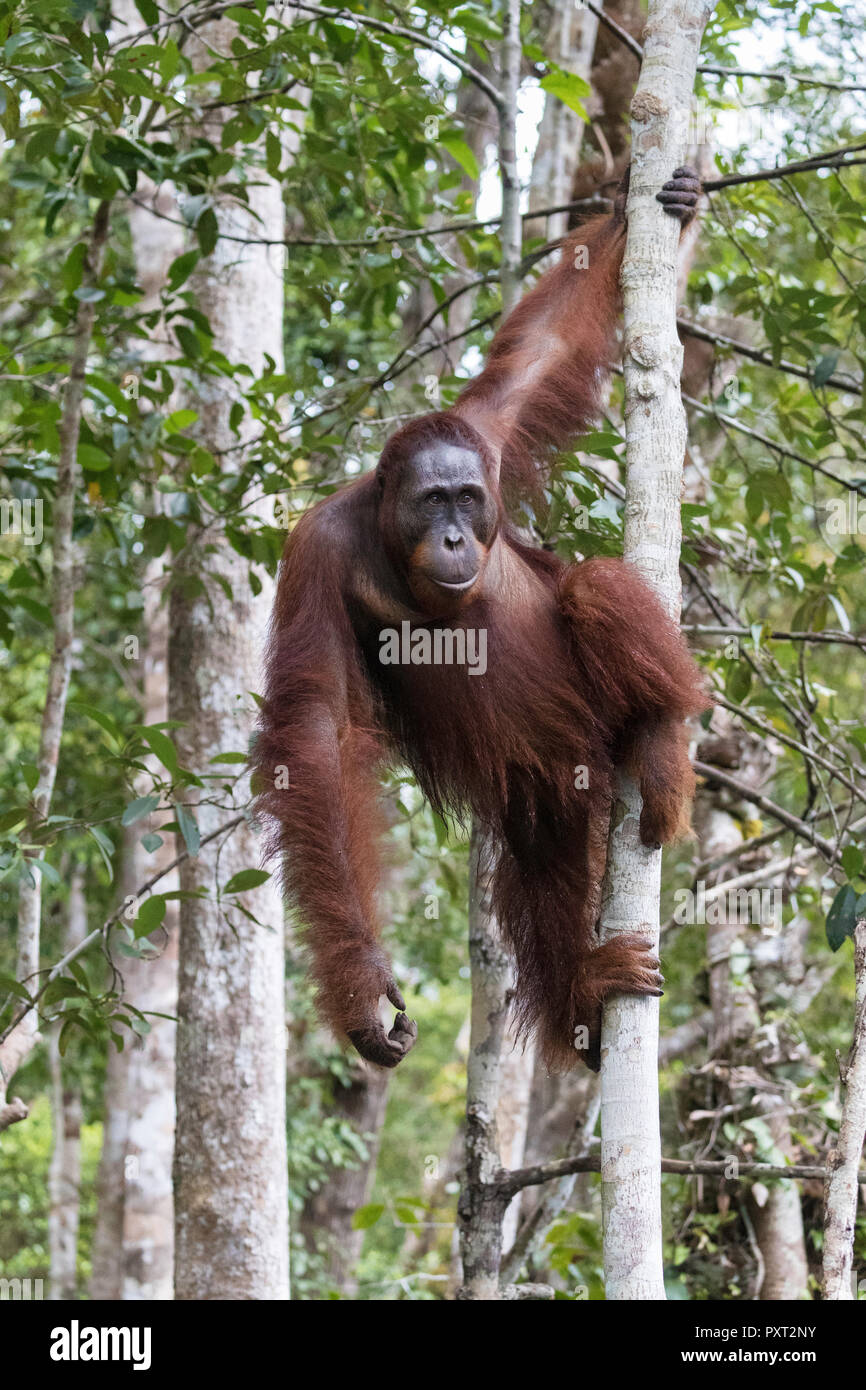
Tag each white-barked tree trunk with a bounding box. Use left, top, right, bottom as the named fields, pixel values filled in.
left=599, top=0, right=715, bottom=1301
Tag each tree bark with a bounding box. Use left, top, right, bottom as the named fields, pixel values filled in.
left=118, top=177, right=183, bottom=1301
left=599, top=0, right=714, bottom=1302
left=526, top=0, right=599, bottom=242
left=298, top=1065, right=390, bottom=1296
left=456, top=831, right=512, bottom=1299
left=457, top=0, right=521, bottom=1302
left=48, top=868, right=87, bottom=1300
left=169, top=14, right=296, bottom=1301
left=822, top=919, right=866, bottom=1300
left=89, top=1003, right=129, bottom=1300
left=88, top=2, right=185, bottom=1298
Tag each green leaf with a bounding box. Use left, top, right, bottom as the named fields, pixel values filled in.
left=826, top=885, right=858, bottom=951
left=174, top=324, right=201, bottom=360
left=62, top=241, right=88, bottom=292
left=725, top=662, right=752, bottom=702
left=78, top=443, right=112, bottom=472
left=20, top=762, right=39, bottom=792
left=88, top=825, right=115, bottom=879
left=174, top=803, right=200, bottom=856
left=141, top=832, right=163, bottom=853
left=745, top=483, right=764, bottom=523
left=135, top=725, right=180, bottom=775
left=450, top=5, right=502, bottom=38
left=167, top=250, right=200, bottom=292
left=32, top=858, right=60, bottom=885
left=165, top=409, right=198, bottom=432
left=223, top=868, right=271, bottom=894
left=41, top=977, right=84, bottom=1007
left=539, top=70, right=590, bottom=119
left=0, top=974, right=32, bottom=1001
left=58, top=1017, right=76, bottom=1056
left=15, top=595, right=52, bottom=626
left=440, top=135, right=479, bottom=181
left=352, top=1202, right=385, bottom=1230
left=813, top=352, right=839, bottom=387
left=394, top=1202, right=420, bottom=1224
left=134, top=894, right=167, bottom=938
left=841, top=846, right=864, bottom=881
left=265, top=130, right=282, bottom=179
left=196, top=206, right=219, bottom=256
left=70, top=703, right=120, bottom=742
left=122, top=795, right=160, bottom=827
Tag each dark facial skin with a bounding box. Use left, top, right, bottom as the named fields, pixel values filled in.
left=385, top=443, right=499, bottom=611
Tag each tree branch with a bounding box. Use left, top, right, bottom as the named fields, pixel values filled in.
left=692, top=760, right=837, bottom=858
left=703, top=141, right=866, bottom=191
left=678, top=318, right=861, bottom=394
left=681, top=390, right=866, bottom=494
left=499, top=1153, right=846, bottom=1198
left=684, top=624, right=866, bottom=649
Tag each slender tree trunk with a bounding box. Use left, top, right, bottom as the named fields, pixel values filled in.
left=457, top=0, right=521, bottom=1301
left=526, top=0, right=598, bottom=242
left=48, top=868, right=87, bottom=1300
left=496, top=0, right=522, bottom=314
left=89, top=1023, right=129, bottom=1299
left=502, top=1084, right=600, bottom=1284
left=515, top=3, right=617, bottom=1259
left=497, top=1038, right=535, bottom=1253
left=118, top=173, right=183, bottom=1302
left=823, top=919, right=866, bottom=1300
left=694, top=717, right=810, bottom=1300
left=401, top=63, right=498, bottom=381
left=599, top=0, right=714, bottom=1301
left=92, top=4, right=186, bottom=1286
left=457, top=832, right=512, bottom=1299
left=0, top=203, right=110, bottom=1130
left=169, top=14, right=294, bottom=1301
left=496, top=0, right=603, bottom=1260
left=298, top=1065, right=390, bottom=1296
left=747, top=1102, right=810, bottom=1301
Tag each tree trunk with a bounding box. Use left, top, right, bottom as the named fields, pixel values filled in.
left=457, top=0, right=522, bottom=1302
left=48, top=868, right=87, bottom=1300
left=298, top=1065, right=390, bottom=1296
left=599, top=0, right=714, bottom=1302
left=526, top=0, right=598, bottom=242
left=89, top=1031, right=128, bottom=1299
left=400, top=63, right=498, bottom=381
left=457, top=831, right=512, bottom=1299
left=694, top=715, right=809, bottom=1301
left=822, top=919, right=866, bottom=1300
left=169, top=14, right=294, bottom=1301
left=117, top=175, right=183, bottom=1297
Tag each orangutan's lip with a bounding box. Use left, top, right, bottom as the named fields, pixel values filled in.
left=433, top=574, right=479, bottom=592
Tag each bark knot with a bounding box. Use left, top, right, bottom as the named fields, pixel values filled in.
left=631, top=92, right=667, bottom=123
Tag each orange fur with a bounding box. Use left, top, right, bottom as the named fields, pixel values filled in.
left=254, top=185, right=709, bottom=1071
